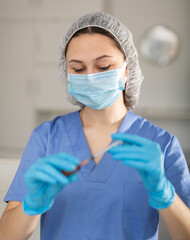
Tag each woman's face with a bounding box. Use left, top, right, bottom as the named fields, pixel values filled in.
left=66, top=33, right=126, bottom=76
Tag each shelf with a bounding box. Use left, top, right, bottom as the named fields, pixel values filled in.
left=134, top=108, right=190, bottom=121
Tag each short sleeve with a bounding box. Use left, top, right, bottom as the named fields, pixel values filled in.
left=165, top=136, right=190, bottom=207
left=4, top=129, right=46, bottom=203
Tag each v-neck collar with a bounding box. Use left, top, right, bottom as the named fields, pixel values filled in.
left=64, top=110, right=139, bottom=183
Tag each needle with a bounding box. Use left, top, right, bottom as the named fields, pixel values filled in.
left=61, top=139, right=123, bottom=176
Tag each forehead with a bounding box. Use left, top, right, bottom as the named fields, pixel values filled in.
left=66, top=33, right=124, bottom=61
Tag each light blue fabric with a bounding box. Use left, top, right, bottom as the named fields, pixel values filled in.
left=109, top=133, right=175, bottom=209
left=68, top=61, right=127, bottom=110
left=4, top=111, right=190, bottom=240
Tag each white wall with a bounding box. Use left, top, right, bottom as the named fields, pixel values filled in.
left=0, top=0, right=103, bottom=158
left=0, top=1, right=189, bottom=240
left=111, top=0, right=190, bottom=155
left=1, top=0, right=189, bottom=158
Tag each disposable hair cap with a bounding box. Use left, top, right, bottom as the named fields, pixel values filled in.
left=59, top=12, right=144, bottom=110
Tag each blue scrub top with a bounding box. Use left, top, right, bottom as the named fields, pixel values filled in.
left=4, top=110, right=190, bottom=240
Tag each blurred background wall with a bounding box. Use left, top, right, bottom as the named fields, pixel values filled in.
left=0, top=0, right=189, bottom=239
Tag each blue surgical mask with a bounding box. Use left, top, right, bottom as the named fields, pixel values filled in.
left=67, top=61, right=127, bottom=110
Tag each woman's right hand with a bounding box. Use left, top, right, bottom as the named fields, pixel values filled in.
left=23, top=152, right=80, bottom=215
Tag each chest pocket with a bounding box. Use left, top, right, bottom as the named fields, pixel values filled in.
left=123, top=182, right=159, bottom=240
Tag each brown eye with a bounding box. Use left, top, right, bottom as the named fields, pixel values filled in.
left=98, top=65, right=111, bottom=71
left=73, top=68, right=84, bottom=73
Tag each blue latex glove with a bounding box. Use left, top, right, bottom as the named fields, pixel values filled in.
left=109, top=133, right=175, bottom=209
left=23, top=152, right=80, bottom=215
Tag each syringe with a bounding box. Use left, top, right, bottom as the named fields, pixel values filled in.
left=61, top=139, right=123, bottom=176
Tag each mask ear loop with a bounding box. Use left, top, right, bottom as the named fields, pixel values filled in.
left=123, top=60, right=129, bottom=107
left=120, top=60, right=128, bottom=72
left=120, top=61, right=127, bottom=91
left=122, top=60, right=128, bottom=87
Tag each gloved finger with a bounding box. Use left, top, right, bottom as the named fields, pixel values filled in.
left=108, top=144, right=144, bottom=154
left=40, top=164, right=72, bottom=184
left=25, top=170, right=58, bottom=185
left=40, top=156, right=79, bottom=172
left=54, top=152, right=80, bottom=165
left=112, top=152, right=149, bottom=162
left=68, top=174, right=79, bottom=183
left=111, top=133, right=152, bottom=146
left=122, top=159, right=148, bottom=171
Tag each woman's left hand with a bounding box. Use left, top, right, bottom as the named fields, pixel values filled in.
left=109, top=133, right=175, bottom=209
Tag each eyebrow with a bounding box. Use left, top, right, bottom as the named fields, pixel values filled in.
left=69, top=55, right=112, bottom=64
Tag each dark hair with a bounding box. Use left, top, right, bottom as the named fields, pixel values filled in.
left=65, top=26, right=125, bottom=59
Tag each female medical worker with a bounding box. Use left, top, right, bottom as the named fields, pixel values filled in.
left=1, top=12, right=190, bottom=240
